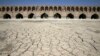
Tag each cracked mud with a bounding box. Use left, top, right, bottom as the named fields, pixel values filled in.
left=0, top=20, right=100, bottom=56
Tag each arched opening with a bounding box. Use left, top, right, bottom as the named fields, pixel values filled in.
left=40, top=6, right=44, bottom=11
left=16, top=13, right=23, bottom=19
left=28, top=7, right=31, bottom=11
left=97, top=7, right=100, bottom=12
left=58, top=6, right=62, bottom=11
left=79, top=14, right=86, bottom=19
left=67, top=7, right=70, bottom=11
left=3, top=14, right=11, bottom=19
left=23, top=6, right=27, bottom=11
left=71, top=7, right=74, bottom=11
left=28, top=13, right=34, bottom=19
left=6, top=7, right=10, bottom=11
left=7, top=54, right=10, bottom=56
left=54, top=13, right=61, bottom=18
left=91, top=14, right=99, bottom=19
left=19, top=7, right=22, bottom=11
left=54, top=6, right=57, bottom=11
left=45, top=6, right=48, bottom=11
left=49, top=6, right=53, bottom=11
left=41, top=13, right=48, bottom=18
left=2, top=7, right=5, bottom=11
left=93, top=7, right=96, bottom=12
left=32, top=6, right=35, bottom=11
left=76, top=7, right=79, bottom=11
left=80, top=7, right=83, bottom=11
left=15, top=7, right=18, bottom=11
left=67, top=13, right=74, bottom=19
left=84, top=7, right=87, bottom=12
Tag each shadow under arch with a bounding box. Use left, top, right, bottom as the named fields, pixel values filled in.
left=28, top=13, right=35, bottom=19
left=67, top=13, right=74, bottom=19
left=79, top=13, right=86, bottom=19
left=3, top=14, right=11, bottom=19
left=91, top=14, right=99, bottom=19
left=41, top=13, right=48, bottom=18
left=16, top=13, right=23, bottom=19
left=54, top=13, right=61, bottom=18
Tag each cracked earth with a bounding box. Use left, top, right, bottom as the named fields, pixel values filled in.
left=0, top=20, right=100, bottom=56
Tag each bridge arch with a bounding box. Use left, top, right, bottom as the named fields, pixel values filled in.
left=67, top=13, right=74, bottom=19
left=28, top=13, right=35, bottom=19
left=79, top=13, right=86, bottom=19
left=3, top=14, right=11, bottom=19
left=54, top=13, right=61, bottom=18
left=41, top=13, right=48, bottom=18
left=91, top=14, right=99, bottom=19
left=16, top=13, right=23, bottom=19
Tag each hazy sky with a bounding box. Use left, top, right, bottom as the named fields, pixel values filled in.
left=0, top=0, right=100, bottom=6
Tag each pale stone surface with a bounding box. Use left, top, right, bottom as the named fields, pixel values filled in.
left=0, top=19, right=100, bottom=56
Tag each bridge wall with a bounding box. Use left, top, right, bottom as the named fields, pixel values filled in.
left=0, top=6, right=100, bottom=19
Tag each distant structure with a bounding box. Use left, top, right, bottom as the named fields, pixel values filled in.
left=0, top=6, right=100, bottom=19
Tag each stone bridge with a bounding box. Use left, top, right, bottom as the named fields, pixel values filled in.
left=0, top=6, right=100, bottom=19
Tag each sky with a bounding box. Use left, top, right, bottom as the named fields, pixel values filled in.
left=0, top=0, right=100, bottom=6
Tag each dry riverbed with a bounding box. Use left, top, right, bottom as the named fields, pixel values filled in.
left=0, top=19, right=100, bottom=56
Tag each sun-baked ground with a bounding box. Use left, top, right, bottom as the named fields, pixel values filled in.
left=0, top=19, right=100, bottom=56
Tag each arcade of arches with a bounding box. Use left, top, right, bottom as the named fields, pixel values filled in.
left=0, top=6, right=100, bottom=19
